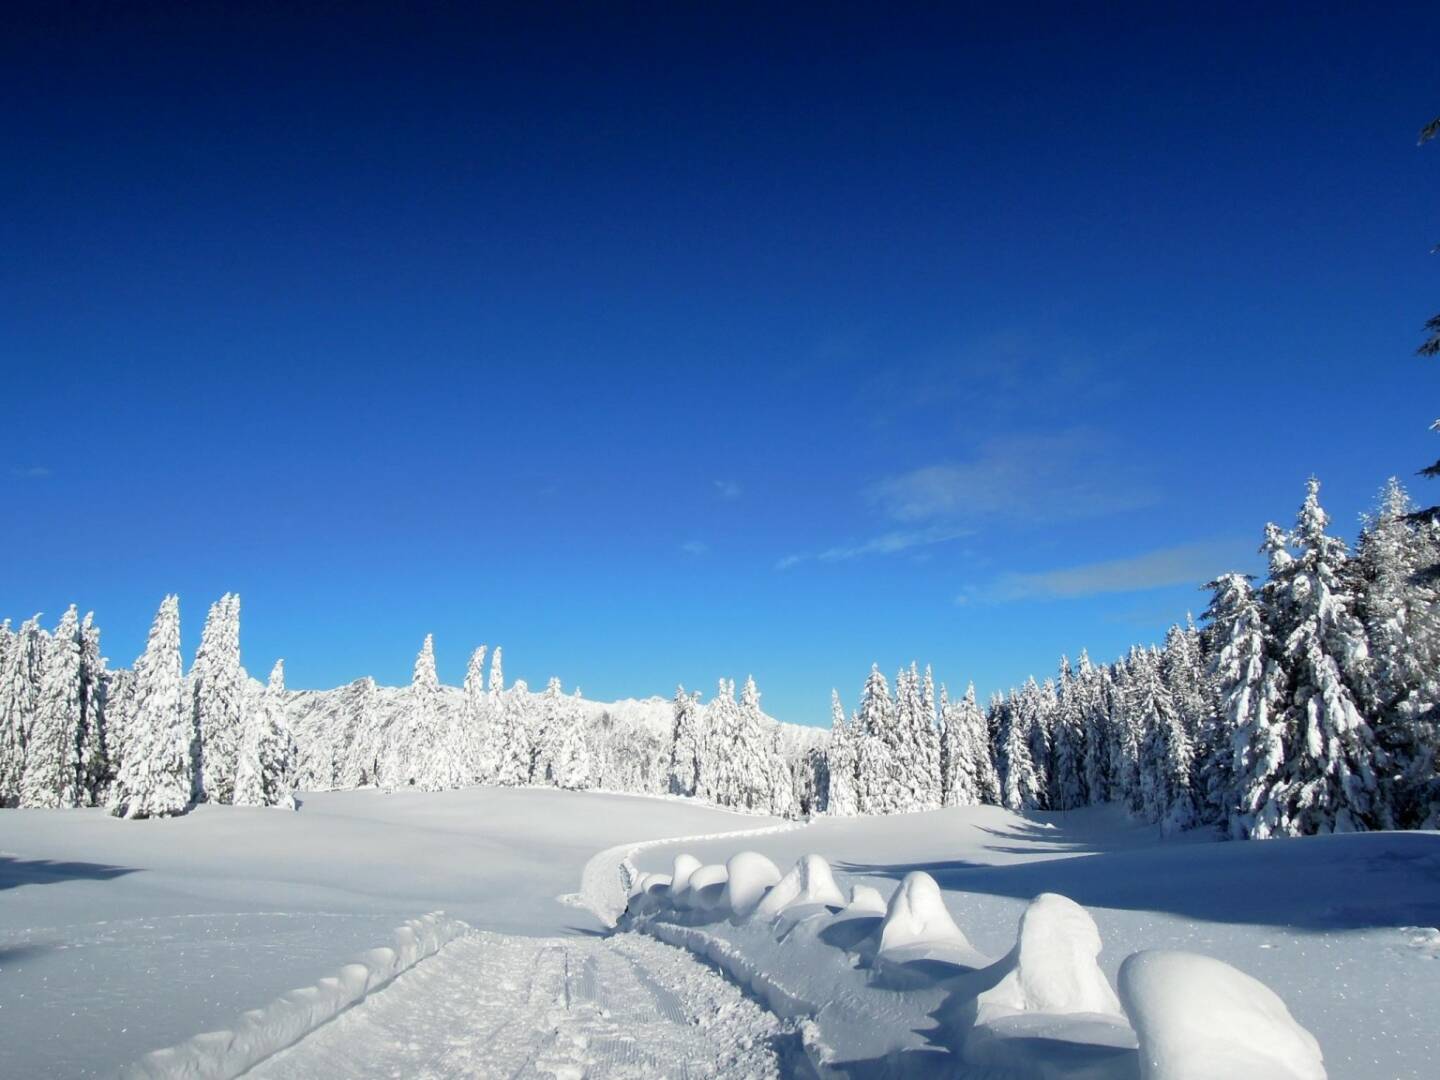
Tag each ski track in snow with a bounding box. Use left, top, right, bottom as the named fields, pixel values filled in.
left=246, top=929, right=787, bottom=1080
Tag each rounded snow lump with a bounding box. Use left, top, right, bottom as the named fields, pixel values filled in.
left=1118, top=949, right=1324, bottom=1080
left=722, top=851, right=783, bottom=919
left=753, top=854, right=847, bottom=920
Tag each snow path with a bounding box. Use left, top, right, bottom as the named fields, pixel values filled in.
left=247, top=929, right=787, bottom=1079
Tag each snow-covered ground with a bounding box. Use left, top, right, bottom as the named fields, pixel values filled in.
left=2, top=790, right=1437, bottom=1078
left=629, top=804, right=1440, bottom=1079
left=0, top=788, right=779, bottom=1078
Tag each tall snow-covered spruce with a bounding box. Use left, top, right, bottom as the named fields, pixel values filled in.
left=21, top=606, right=82, bottom=807
left=192, top=593, right=246, bottom=803
left=234, top=659, right=296, bottom=809
left=110, top=596, right=192, bottom=819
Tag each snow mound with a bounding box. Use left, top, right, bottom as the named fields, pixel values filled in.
left=877, top=871, right=990, bottom=968
left=721, top=851, right=783, bottom=919
left=1118, top=949, right=1325, bottom=1080
left=978, top=892, right=1123, bottom=1019
left=684, top=864, right=730, bottom=911
left=118, top=912, right=470, bottom=1080
left=752, top=854, right=847, bottom=921
left=845, top=883, right=889, bottom=914
left=669, top=853, right=702, bottom=899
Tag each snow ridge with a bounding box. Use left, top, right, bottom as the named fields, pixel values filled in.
left=117, top=911, right=469, bottom=1080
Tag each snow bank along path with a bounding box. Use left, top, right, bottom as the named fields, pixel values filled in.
left=626, top=848, right=1329, bottom=1080
left=119, top=912, right=470, bottom=1080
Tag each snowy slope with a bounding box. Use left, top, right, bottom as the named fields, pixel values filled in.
left=628, top=805, right=1440, bottom=1080
left=0, top=788, right=778, bottom=1078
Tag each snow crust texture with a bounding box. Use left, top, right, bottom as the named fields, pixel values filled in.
left=118, top=912, right=469, bottom=1080
left=1119, top=949, right=1326, bottom=1080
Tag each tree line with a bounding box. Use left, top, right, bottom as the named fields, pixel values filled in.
left=816, top=476, right=1439, bottom=837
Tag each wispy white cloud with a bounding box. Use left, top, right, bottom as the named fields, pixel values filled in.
left=714, top=479, right=742, bottom=500
left=965, top=538, right=1252, bottom=603
left=681, top=540, right=709, bottom=556
left=868, top=432, right=1156, bottom=526
left=777, top=525, right=972, bottom=571
left=9, top=465, right=52, bottom=479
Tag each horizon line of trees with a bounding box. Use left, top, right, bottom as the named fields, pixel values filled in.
left=816, top=475, right=1439, bottom=838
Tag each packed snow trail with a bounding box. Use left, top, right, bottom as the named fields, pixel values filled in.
left=247, top=929, right=786, bottom=1079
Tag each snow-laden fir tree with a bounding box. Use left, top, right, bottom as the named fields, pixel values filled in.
left=1077, top=653, right=1111, bottom=804
left=1049, top=656, right=1087, bottom=810
left=668, top=684, right=703, bottom=797
left=1162, top=620, right=1213, bottom=747
left=824, top=689, right=859, bottom=815
left=110, top=596, right=192, bottom=819
left=722, top=676, right=775, bottom=811
left=233, top=659, right=296, bottom=809
left=995, top=690, right=1041, bottom=811
left=1017, top=678, right=1053, bottom=810
left=1106, top=653, right=1143, bottom=811
left=1201, top=573, right=1272, bottom=834
left=76, top=612, right=109, bottom=804
left=463, top=645, right=492, bottom=782
left=767, top=720, right=796, bottom=817
left=192, top=593, right=246, bottom=803
left=409, top=635, right=458, bottom=791
left=1350, top=479, right=1440, bottom=826
left=331, top=676, right=380, bottom=788
left=854, top=665, right=899, bottom=814
left=941, top=682, right=999, bottom=806
left=0, top=616, right=44, bottom=807
left=494, top=679, right=532, bottom=786
left=549, top=687, right=591, bottom=790
left=21, top=606, right=82, bottom=807
left=489, top=646, right=504, bottom=694
left=1131, top=646, right=1198, bottom=835
left=1245, top=480, right=1388, bottom=835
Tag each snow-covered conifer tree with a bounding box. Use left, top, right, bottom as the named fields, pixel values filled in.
left=549, top=687, right=591, bottom=790
left=75, top=613, right=109, bottom=804
left=1131, top=646, right=1197, bottom=834
left=1016, top=678, right=1053, bottom=810
left=942, top=683, right=999, bottom=806
left=192, top=593, right=246, bottom=803
left=1351, top=479, right=1440, bottom=825
left=1077, top=652, right=1111, bottom=804
left=0, top=616, right=44, bottom=807
left=233, top=659, right=296, bottom=809
left=854, top=665, right=899, bottom=814
left=494, top=679, right=532, bottom=786
left=1201, top=573, right=1272, bottom=833
left=22, top=606, right=82, bottom=807
left=489, top=646, right=504, bottom=694
left=1243, top=481, right=1388, bottom=835
left=668, top=684, right=703, bottom=797
left=463, top=645, right=492, bottom=782
left=824, top=689, right=858, bottom=815
left=110, top=596, right=193, bottom=819
left=1049, top=656, right=1087, bottom=810
left=995, top=690, right=1040, bottom=811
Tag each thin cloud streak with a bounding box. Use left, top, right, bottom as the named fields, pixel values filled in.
left=777, top=525, right=972, bottom=571
left=868, top=432, right=1157, bottom=526
left=967, top=538, right=1253, bottom=603
left=714, top=479, right=742, bottom=500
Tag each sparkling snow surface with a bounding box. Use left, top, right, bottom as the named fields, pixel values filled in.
left=0, top=787, right=778, bottom=1078
left=2, top=791, right=1438, bottom=1078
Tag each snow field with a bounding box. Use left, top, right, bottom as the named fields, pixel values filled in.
left=626, top=850, right=1326, bottom=1079
left=120, top=912, right=470, bottom=1080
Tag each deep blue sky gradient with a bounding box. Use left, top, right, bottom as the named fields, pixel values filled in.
left=4, top=3, right=1439, bottom=724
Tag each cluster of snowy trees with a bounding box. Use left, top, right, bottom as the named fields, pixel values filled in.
left=821, top=477, right=1440, bottom=838
left=0, top=594, right=296, bottom=817
left=666, top=677, right=799, bottom=816
left=0, top=593, right=809, bottom=818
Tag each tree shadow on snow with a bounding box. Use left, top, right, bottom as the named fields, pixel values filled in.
left=0, top=856, right=138, bottom=891
left=834, top=830, right=1440, bottom=930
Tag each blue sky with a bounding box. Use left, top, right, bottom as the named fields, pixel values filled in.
left=4, top=3, right=1439, bottom=725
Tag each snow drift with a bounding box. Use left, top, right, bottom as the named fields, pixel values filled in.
left=118, top=912, right=470, bottom=1080
left=1118, top=950, right=1325, bottom=1080
left=752, top=853, right=847, bottom=920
